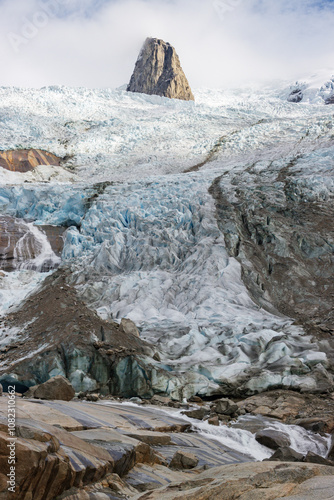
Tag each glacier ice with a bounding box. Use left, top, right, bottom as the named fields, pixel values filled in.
left=0, top=79, right=333, bottom=395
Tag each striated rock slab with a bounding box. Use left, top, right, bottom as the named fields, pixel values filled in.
left=127, top=37, right=194, bottom=101
left=0, top=149, right=60, bottom=172
left=0, top=398, right=251, bottom=498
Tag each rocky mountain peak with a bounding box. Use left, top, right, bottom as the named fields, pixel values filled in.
left=127, top=37, right=195, bottom=101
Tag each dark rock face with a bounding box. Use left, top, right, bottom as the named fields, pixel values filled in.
left=24, top=375, right=75, bottom=401
left=255, top=429, right=291, bottom=450
left=127, top=38, right=194, bottom=101
left=0, top=149, right=60, bottom=172
left=325, top=95, right=334, bottom=104
left=288, top=89, right=303, bottom=103
left=268, top=446, right=305, bottom=462
left=268, top=447, right=334, bottom=467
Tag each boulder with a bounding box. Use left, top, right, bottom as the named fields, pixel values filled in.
left=0, top=384, right=2, bottom=397
left=182, top=407, right=210, bottom=420
left=267, top=446, right=304, bottom=462
left=304, top=451, right=334, bottom=466
left=255, top=429, right=291, bottom=450
left=127, top=37, right=194, bottom=101
left=86, top=393, right=100, bottom=402
left=188, top=396, right=203, bottom=403
left=207, top=416, right=219, bottom=426
left=211, top=398, right=239, bottom=416
left=120, top=318, right=140, bottom=337
left=169, top=451, right=199, bottom=470
left=24, top=376, right=75, bottom=401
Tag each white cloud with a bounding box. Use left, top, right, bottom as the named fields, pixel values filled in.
left=1, top=0, right=334, bottom=89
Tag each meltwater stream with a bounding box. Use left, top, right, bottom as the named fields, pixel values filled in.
left=163, top=408, right=331, bottom=461
left=103, top=402, right=331, bottom=462
left=13, top=222, right=61, bottom=272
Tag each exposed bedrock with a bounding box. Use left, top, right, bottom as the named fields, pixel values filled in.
left=0, top=216, right=64, bottom=272
left=209, top=155, right=334, bottom=386
left=127, top=37, right=194, bottom=101
left=0, top=149, right=61, bottom=172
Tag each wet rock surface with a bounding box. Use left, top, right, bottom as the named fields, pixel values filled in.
left=0, top=398, right=252, bottom=499
left=255, top=428, right=291, bottom=449
left=0, top=149, right=61, bottom=172
left=0, top=216, right=64, bottom=272
left=127, top=37, right=194, bottom=101
left=237, top=390, right=334, bottom=432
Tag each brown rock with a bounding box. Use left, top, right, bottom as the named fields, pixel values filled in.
left=0, top=216, right=64, bottom=272
left=25, top=376, right=75, bottom=401
left=182, top=407, right=210, bottom=420
left=151, top=394, right=171, bottom=406
left=207, top=416, right=219, bottom=426
left=126, top=430, right=171, bottom=446
left=188, top=396, right=203, bottom=403
left=0, top=149, right=61, bottom=173
left=127, top=37, right=194, bottom=101
left=135, top=462, right=334, bottom=499
left=238, top=390, right=334, bottom=432
left=169, top=451, right=199, bottom=470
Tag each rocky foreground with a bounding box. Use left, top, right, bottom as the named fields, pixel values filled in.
left=0, top=384, right=334, bottom=499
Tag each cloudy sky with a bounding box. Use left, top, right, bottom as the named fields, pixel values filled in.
left=1, top=0, right=334, bottom=88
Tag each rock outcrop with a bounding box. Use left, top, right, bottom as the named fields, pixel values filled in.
left=0, top=149, right=61, bottom=172
left=288, top=88, right=303, bottom=103
left=127, top=37, right=194, bottom=101
left=0, top=216, right=64, bottom=272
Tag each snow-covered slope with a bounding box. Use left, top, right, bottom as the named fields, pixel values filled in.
left=0, top=77, right=333, bottom=397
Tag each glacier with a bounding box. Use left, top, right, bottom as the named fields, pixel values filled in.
left=0, top=77, right=333, bottom=397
